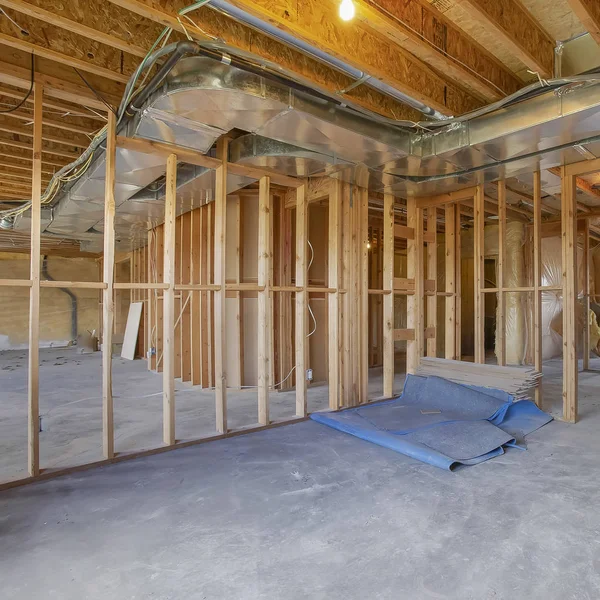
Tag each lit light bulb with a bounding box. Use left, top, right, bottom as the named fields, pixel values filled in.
left=366, top=241, right=371, bottom=249
left=339, top=0, right=355, bottom=21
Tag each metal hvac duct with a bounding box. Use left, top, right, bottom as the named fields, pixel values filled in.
left=21, top=56, right=600, bottom=251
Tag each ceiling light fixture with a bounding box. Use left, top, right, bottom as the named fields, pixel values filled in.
left=339, top=0, right=355, bottom=21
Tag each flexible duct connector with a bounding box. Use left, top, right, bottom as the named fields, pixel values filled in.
left=42, top=255, right=78, bottom=343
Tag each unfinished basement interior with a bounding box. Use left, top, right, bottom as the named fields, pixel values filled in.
left=2, top=0, right=600, bottom=597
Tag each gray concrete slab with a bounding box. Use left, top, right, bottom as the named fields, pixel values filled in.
left=2, top=350, right=600, bottom=599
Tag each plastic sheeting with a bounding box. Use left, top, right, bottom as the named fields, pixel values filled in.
left=310, top=375, right=553, bottom=471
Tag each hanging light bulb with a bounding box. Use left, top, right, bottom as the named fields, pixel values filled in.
left=339, top=0, right=355, bottom=21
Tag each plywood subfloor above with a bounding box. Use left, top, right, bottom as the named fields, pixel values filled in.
left=520, top=0, right=586, bottom=42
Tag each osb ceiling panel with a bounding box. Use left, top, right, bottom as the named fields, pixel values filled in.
left=519, top=0, right=586, bottom=42
left=422, top=0, right=533, bottom=81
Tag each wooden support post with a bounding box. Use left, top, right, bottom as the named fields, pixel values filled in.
left=190, top=208, right=202, bottom=385
left=426, top=208, right=437, bottom=357
left=295, top=183, right=308, bottom=417
left=27, top=82, right=43, bottom=476
left=341, top=181, right=352, bottom=406
left=214, top=139, right=228, bottom=433
left=455, top=202, right=462, bottom=359
left=328, top=178, right=342, bottom=408
left=232, top=196, right=243, bottom=388
left=497, top=181, right=506, bottom=366
left=583, top=219, right=590, bottom=371
left=162, top=154, right=177, bottom=445
left=101, top=107, right=116, bottom=460
left=561, top=168, right=578, bottom=423
left=383, top=193, right=395, bottom=396
left=474, top=185, right=485, bottom=364
left=406, top=197, right=424, bottom=374
left=359, top=186, right=369, bottom=402
left=445, top=204, right=456, bottom=359
left=258, top=176, right=271, bottom=425
left=533, top=172, right=543, bottom=405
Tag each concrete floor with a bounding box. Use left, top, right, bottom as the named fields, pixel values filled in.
left=2, top=350, right=600, bottom=598
left=0, top=348, right=406, bottom=482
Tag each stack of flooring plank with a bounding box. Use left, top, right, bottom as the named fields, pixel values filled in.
left=416, top=358, right=542, bottom=399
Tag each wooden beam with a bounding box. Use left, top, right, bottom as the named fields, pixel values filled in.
left=533, top=172, right=543, bottom=405
left=474, top=184, right=485, bottom=364
left=497, top=180, right=506, bottom=366
left=115, top=136, right=302, bottom=188
left=354, top=0, right=521, bottom=100
left=328, top=177, right=342, bottom=408
left=214, top=138, right=227, bottom=433
left=102, top=109, right=116, bottom=460
left=406, top=197, right=423, bottom=373
left=383, top=192, right=395, bottom=397
left=445, top=204, right=456, bottom=359
left=0, top=13, right=133, bottom=84
left=162, top=153, right=177, bottom=445
left=257, top=176, right=271, bottom=425
left=426, top=207, right=437, bottom=357
left=0, top=58, right=120, bottom=111
left=295, top=183, right=308, bottom=416
left=416, top=187, right=477, bottom=209
left=27, top=80, right=42, bottom=477
left=0, top=0, right=148, bottom=58
left=561, top=167, right=578, bottom=423
left=0, top=134, right=80, bottom=160
left=0, top=117, right=90, bottom=148
left=0, top=84, right=107, bottom=120
left=3, top=108, right=98, bottom=136
left=457, top=0, right=554, bottom=77
left=566, top=0, right=600, bottom=46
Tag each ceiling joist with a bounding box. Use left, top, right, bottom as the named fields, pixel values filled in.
left=0, top=54, right=122, bottom=111
left=354, top=0, right=521, bottom=100
left=566, top=0, right=600, bottom=46
left=456, top=0, right=555, bottom=77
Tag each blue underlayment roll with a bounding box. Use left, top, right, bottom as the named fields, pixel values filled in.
left=310, top=375, right=553, bottom=471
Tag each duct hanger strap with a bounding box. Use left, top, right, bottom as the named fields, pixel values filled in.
left=337, top=73, right=372, bottom=95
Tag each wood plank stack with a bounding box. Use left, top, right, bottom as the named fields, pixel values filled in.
left=416, top=358, right=542, bottom=399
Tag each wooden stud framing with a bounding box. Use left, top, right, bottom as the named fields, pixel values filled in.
left=474, top=184, right=485, bottom=364
left=162, top=154, right=177, bottom=445
left=295, top=183, right=308, bottom=417
left=455, top=202, right=462, bottom=359
left=426, top=208, right=437, bottom=357
left=583, top=218, right=591, bottom=372
left=258, top=176, right=271, bottom=425
left=328, top=177, right=342, bottom=408
left=27, top=81, right=42, bottom=477
left=445, top=204, right=456, bottom=360
left=359, top=186, right=369, bottom=403
left=497, top=181, right=507, bottom=366
left=214, top=139, right=228, bottom=433
left=561, top=167, right=578, bottom=423
left=406, top=197, right=423, bottom=374
left=382, top=193, right=395, bottom=397
left=533, top=172, right=543, bottom=406
left=101, top=108, right=116, bottom=460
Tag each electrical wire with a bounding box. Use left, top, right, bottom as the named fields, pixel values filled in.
left=73, top=68, right=117, bottom=115
left=0, top=53, right=34, bottom=114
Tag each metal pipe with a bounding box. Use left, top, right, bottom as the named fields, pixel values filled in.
left=202, top=0, right=448, bottom=120
left=41, top=255, right=78, bottom=343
